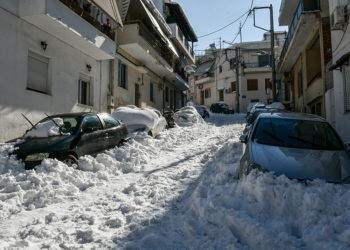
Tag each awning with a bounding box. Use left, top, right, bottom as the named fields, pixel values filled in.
left=167, top=73, right=189, bottom=91
left=165, top=2, right=198, bottom=42
left=91, top=0, right=123, bottom=27
left=194, top=60, right=215, bottom=76
left=329, top=52, right=350, bottom=71
left=140, top=0, right=179, bottom=58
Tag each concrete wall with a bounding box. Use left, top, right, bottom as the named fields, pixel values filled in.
left=0, top=7, right=109, bottom=142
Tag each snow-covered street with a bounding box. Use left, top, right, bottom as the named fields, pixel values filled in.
left=1, top=114, right=350, bottom=249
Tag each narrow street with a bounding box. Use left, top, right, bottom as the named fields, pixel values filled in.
left=1, top=114, right=350, bottom=249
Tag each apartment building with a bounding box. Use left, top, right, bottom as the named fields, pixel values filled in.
left=0, top=0, right=123, bottom=142
left=278, top=0, right=332, bottom=117
left=327, top=0, right=350, bottom=141
left=194, top=32, right=286, bottom=113
left=115, top=0, right=197, bottom=112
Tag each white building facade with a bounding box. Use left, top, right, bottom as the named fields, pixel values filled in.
left=0, top=0, right=122, bottom=142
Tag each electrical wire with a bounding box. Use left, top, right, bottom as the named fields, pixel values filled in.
left=197, top=10, right=250, bottom=38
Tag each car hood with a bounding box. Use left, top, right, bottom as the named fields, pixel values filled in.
left=14, top=135, right=74, bottom=157
left=250, top=142, right=350, bottom=182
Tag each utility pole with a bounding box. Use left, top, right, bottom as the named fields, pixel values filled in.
left=239, top=22, right=242, bottom=43
left=235, top=46, right=240, bottom=113
left=253, top=4, right=277, bottom=101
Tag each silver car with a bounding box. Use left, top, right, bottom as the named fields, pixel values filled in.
left=239, top=112, right=350, bottom=183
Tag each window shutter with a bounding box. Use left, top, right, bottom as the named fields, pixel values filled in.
left=27, top=51, right=49, bottom=93
left=118, top=60, right=121, bottom=87
left=345, top=66, right=350, bottom=111
left=125, top=64, right=128, bottom=89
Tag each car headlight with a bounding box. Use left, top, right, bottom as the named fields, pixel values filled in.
left=25, top=153, right=49, bottom=161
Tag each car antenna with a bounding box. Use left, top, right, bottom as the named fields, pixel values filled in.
left=21, top=113, right=35, bottom=128
left=44, top=113, right=63, bottom=135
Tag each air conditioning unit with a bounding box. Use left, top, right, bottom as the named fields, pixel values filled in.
left=107, top=95, right=115, bottom=107
left=225, top=88, right=232, bottom=93
left=331, top=5, right=347, bottom=30
left=198, top=84, right=203, bottom=89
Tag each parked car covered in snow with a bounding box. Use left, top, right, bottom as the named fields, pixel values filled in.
left=210, top=102, right=234, bottom=114
left=112, top=106, right=167, bottom=137
left=13, top=113, right=128, bottom=169
left=195, top=105, right=210, bottom=119
left=174, top=106, right=204, bottom=127
left=239, top=112, right=350, bottom=183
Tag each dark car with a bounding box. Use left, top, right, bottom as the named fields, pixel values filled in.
left=195, top=105, right=210, bottom=118
left=239, top=112, right=350, bottom=183
left=210, top=102, right=234, bottom=114
left=13, top=112, right=128, bottom=169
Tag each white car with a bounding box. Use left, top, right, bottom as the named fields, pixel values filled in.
left=112, top=106, right=167, bottom=137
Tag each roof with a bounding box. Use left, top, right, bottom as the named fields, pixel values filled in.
left=165, top=2, right=198, bottom=42
left=194, top=60, right=215, bottom=76
left=257, top=112, right=326, bottom=122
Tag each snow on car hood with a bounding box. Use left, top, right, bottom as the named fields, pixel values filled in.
left=174, top=106, right=204, bottom=127
left=112, top=106, right=160, bottom=133
left=24, top=118, right=65, bottom=138
left=250, top=142, right=350, bottom=182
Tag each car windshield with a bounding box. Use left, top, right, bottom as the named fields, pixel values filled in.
left=248, top=109, right=267, bottom=124
left=40, top=115, right=82, bottom=134
left=252, top=118, right=344, bottom=150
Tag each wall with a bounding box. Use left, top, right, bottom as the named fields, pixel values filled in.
left=0, top=7, right=109, bottom=142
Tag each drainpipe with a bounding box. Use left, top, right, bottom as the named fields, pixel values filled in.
left=99, top=60, right=102, bottom=112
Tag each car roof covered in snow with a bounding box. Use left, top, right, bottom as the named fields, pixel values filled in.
left=257, top=112, right=326, bottom=122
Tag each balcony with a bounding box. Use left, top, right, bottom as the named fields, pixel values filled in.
left=118, top=21, right=174, bottom=77
left=19, top=0, right=116, bottom=59
left=279, top=0, right=321, bottom=72
left=168, top=23, right=195, bottom=64
left=243, top=62, right=272, bottom=73
left=194, top=73, right=215, bottom=85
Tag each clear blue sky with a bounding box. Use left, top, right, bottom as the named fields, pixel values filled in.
left=175, top=0, right=287, bottom=53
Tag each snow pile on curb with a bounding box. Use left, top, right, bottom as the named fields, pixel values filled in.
left=24, top=118, right=65, bottom=138
left=174, top=106, right=204, bottom=127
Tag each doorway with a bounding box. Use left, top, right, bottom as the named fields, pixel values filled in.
left=135, top=84, right=140, bottom=107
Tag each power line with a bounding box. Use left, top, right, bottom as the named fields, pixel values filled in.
left=197, top=10, right=250, bottom=38
left=230, top=0, right=254, bottom=44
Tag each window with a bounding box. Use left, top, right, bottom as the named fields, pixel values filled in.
left=265, top=78, right=272, bottom=90
left=258, top=54, right=271, bottom=67
left=79, top=76, right=92, bottom=106
left=219, top=66, right=223, bottom=73
left=118, top=60, right=128, bottom=89
left=298, top=70, right=303, bottom=97
left=231, top=81, right=236, bottom=91
left=204, top=88, right=211, bottom=98
left=345, top=66, right=350, bottom=111
left=100, top=114, right=120, bottom=129
left=27, top=50, right=49, bottom=94
left=165, top=87, right=169, bottom=102
left=230, top=58, right=235, bottom=69
left=150, top=82, right=154, bottom=102
left=219, top=90, right=224, bottom=101
left=247, top=79, right=258, bottom=91
left=82, top=115, right=103, bottom=132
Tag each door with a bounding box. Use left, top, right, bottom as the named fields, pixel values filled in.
left=219, top=90, right=224, bottom=101
left=135, top=83, right=140, bottom=107
left=200, top=91, right=204, bottom=105
left=77, top=115, right=108, bottom=156
left=99, top=113, right=124, bottom=148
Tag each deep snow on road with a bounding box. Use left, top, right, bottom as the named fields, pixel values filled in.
left=0, top=113, right=350, bottom=249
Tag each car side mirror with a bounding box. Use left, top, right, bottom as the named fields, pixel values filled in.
left=345, top=142, right=350, bottom=151
left=240, top=134, right=248, bottom=143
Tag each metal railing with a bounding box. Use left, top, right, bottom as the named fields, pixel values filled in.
left=279, top=0, right=320, bottom=65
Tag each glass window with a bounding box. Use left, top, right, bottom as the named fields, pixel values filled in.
left=79, top=77, right=91, bottom=106
left=100, top=114, right=120, bottom=129
left=252, top=118, right=343, bottom=150
left=82, top=115, right=103, bottom=132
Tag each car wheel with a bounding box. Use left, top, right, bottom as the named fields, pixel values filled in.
left=61, top=154, right=78, bottom=167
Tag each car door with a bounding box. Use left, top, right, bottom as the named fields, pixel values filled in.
left=99, top=114, right=124, bottom=148
left=76, top=115, right=108, bottom=156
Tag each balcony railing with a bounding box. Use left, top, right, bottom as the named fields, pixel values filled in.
left=124, top=20, right=174, bottom=67
left=279, top=0, right=320, bottom=65
left=59, top=0, right=115, bottom=40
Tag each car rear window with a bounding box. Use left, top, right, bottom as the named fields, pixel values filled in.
left=252, top=118, right=344, bottom=150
